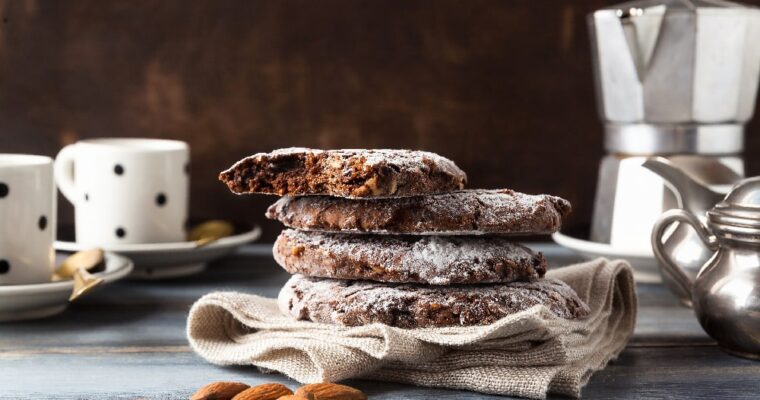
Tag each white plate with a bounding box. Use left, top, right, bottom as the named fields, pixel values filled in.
left=0, top=252, right=133, bottom=322
left=552, top=232, right=662, bottom=284
left=55, top=226, right=262, bottom=279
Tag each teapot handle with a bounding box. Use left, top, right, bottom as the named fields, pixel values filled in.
left=651, top=209, right=719, bottom=297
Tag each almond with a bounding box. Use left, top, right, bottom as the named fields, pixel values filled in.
left=191, top=381, right=250, bottom=400
left=294, top=383, right=367, bottom=400
left=231, top=383, right=293, bottom=400
left=277, top=395, right=313, bottom=400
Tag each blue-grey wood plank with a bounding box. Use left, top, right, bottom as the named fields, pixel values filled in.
left=0, top=244, right=752, bottom=399
left=0, top=346, right=758, bottom=399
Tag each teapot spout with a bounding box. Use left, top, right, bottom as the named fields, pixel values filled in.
left=642, top=157, right=727, bottom=214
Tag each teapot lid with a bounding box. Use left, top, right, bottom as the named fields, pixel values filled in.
left=707, top=177, right=760, bottom=237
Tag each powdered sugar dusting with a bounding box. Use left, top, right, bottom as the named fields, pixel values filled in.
left=278, top=274, right=590, bottom=328
left=267, top=189, right=571, bottom=235
left=274, top=229, right=546, bottom=285
left=220, top=148, right=467, bottom=198
left=345, top=148, right=463, bottom=177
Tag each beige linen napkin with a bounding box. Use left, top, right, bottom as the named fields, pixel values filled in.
left=187, top=258, right=636, bottom=399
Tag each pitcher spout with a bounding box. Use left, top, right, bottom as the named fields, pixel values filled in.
left=642, top=157, right=727, bottom=215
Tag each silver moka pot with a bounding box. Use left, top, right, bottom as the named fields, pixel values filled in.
left=587, top=0, right=760, bottom=254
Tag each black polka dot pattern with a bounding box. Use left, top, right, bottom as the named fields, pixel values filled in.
left=38, top=215, right=47, bottom=230
left=115, top=227, right=126, bottom=238
left=0, top=182, right=8, bottom=198
left=84, top=193, right=89, bottom=201
left=0, top=259, right=9, bottom=274
left=156, top=193, right=167, bottom=206
left=114, top=164, right=124, bottom=175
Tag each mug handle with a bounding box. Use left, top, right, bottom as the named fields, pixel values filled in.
left=651, top=209, right=719, bottom=298
left=54, top=144, right=80, bottom=206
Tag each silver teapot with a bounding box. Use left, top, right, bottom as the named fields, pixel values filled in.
left=652, top=177, right=760, bottom=359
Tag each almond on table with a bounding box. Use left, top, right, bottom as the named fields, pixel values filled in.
left=231, top=383, right=293, bottom=400
left=294, top=383, right=367, bottom=400
left=188, top=381, right=364, bottom=400
left=190, top=381, right=249, bottom=400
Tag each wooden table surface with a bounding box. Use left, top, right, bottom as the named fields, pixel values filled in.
left=1, top=244, right=759, bottom=399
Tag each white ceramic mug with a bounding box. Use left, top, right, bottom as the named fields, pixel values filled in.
left=0, top=155, right=56, bottom=284
left=54, top=138, right=189, bottom=246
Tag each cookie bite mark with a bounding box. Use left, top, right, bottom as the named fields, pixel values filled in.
left=219, top=148, right=466, bottom=198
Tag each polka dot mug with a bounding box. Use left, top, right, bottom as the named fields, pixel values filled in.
left=0, top=154, right=56, bottom=284
left=54, top=138, right=189, bottom=246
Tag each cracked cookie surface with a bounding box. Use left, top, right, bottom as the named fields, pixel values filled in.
left=273, top=229, right=547, bottom=285
left=278, top=274, right=590, bottom=328
left=267, top=189, right=571, bottom=235
left=219, top=148, right=467, bottom=198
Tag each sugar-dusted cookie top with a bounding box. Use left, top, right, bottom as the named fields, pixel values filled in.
left=278, top=274, right=590, bottom=328
left=267, top=189, right=571, bottom=235
left=273, top=229, right=547, bottom=285
left=219, top=148, right=467, bottom=198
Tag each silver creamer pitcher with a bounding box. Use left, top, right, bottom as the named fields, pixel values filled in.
left=652, top=177, right=760, bottom=359
left=643, top=157, right=738, bottom=305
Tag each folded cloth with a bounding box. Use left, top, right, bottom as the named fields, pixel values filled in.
left=186, top=258, right=636, bottom=399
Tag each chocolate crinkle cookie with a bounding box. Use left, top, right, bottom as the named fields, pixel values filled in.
left=273, top=229, right=547, bottom=285
left=267, top=189, right=571, bottom=235
left=278, top=274, right=590, bottom=328
left=219, top=148, right=467, bottom=198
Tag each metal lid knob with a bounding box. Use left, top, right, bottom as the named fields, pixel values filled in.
left=707, top=177, right=760, bottom=241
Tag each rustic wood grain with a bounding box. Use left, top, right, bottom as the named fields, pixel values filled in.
left=2, top=346, right=759, bottom=400
left=1, top=245, right=759, bottom=398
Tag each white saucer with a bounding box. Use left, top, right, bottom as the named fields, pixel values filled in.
left=55, top=226, right=262, bottom=279
left=0, top=252, right=133, bottom=322
left=552, top=232, right=662, bottom=284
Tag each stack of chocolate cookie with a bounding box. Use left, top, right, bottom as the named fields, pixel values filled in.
left=220, top=148, right=588, bottom=329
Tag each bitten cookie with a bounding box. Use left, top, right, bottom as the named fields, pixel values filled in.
left=219, top=148, right=467, bottom=198
left=267, top=189, right=571, bottom=235
left=273, top=229, right=547, bottom=285
left=278, top=274, right=590, bottom=328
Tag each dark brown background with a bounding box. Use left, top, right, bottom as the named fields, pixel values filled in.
left=2, top=0, right=760, bottom=241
